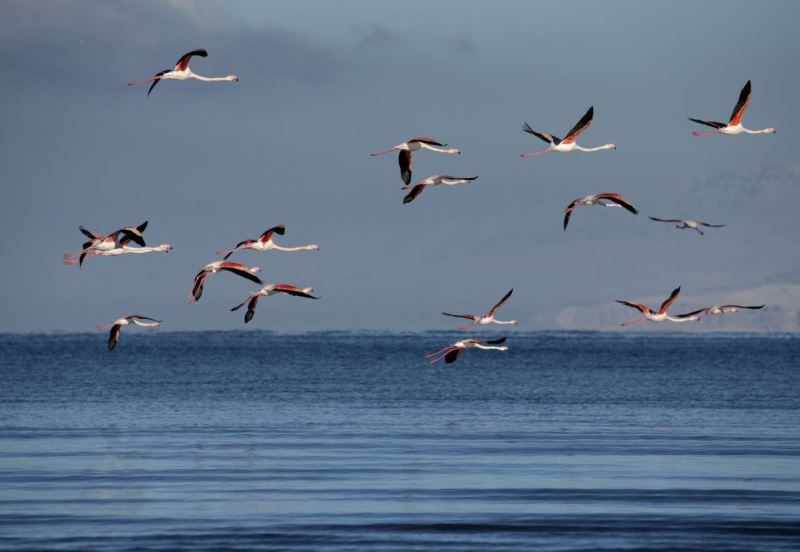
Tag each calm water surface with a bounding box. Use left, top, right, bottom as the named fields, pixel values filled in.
left=1, top=332, right=799, bottom=550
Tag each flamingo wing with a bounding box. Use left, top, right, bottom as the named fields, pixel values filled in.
left=79, top=226, right=101, bottom=240
left=403, top=184, right=425, bottom=204
left=399, top=150, right=413, bottom=185
left=191, top=271, right=208, bottom=302
left=698, top=221, right=725, bottom=228
left=488, top=289, right=513, bottom=317
left=522, top=122, right=559, bottom=144
left=616, top=300, right=652, bottom=315
left=688, top=117, right=727, bottom=129
left=409, top=137, right=445, bottom=146
left=274, top=284, right=318, bottom=299
left=676, top=308, right=707, bottom=319
left=219, top=263, right=264, bottom=285
left=174, top=49, right=208, bottom=71
left=657, top=286, right=681, bottom=315
left=444, top=349, right=462, bottom=364
left=728, top=80, right=751, bottom=126
left=649, top=217, right=683, bottom=224
left=482, top=337, right=507, bottom=346
left=561, top=106, right=594, bottom=145
left=442, top=312, right=480, bottom=321
left=108, top=324, right=122, bottom=351
left=259, top=225, right=287, bottom=242
left=721, top=304, right=764, bottom=311
left=596, top=193, right=638, bottom=214
left=147, top=70, right=169, bottom=97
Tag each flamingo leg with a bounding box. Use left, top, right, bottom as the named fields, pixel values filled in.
left=457, top=322, right=478, bottom=331
left=520, top=148, right=553, bottom=158
left=370, top=148, right=397, bottom=157
left=691, top=130, right=722, bottom=137
left=426, top=347, right=457, bottom=364
left=127, top=77, right=159, bottom=87
left=621, top=317, right=647, bottom=327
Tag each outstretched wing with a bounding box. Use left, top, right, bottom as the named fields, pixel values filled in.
left=688, top=117, right=727, bottom=129
left=698, top=221, right=725, bottom=228
left=728, top=80, right=751, bottom=126
left=175, top=49, right=208, bottom=71
left=442, top=312, right=480, bottom=321
left=147, top=70, right=169, bottom=97
left=657, top=286, right=681, bottom=315
left=399, top=150, right=412, bottom=185
left=79, top=226, right=101, bottom=240
left=108, top=324, right=122, bottom=351
left=649, top=216, right=683, bottom=224
left=259, top=225, right=286, bottom=242
left=596, top=193, right=638, bottom=214
left=409, top=137, right=444, bottom=146
left=403, top=184, right=425, bottom=204
left=444, top=349, right=462, bottom=364
left=274, top=284, right=318, bottom=299
left=561, top=106, right=593, bottom=145
left=482, top=337, right=507, bottom=346
left=522, top=122, right=559, bottom=144
left=616, top=300, right=652, bottom=315
left=488, top=289, right=513, bottom=317
left=219, top=263, right=263, bottom=285
left=721, top=304, right=764, bottom=311
left=675, top=308, right=708, bottom=319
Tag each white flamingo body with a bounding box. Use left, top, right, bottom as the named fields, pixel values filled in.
left=128, top=49, right=239, bottom=97
left=98, top=315, right=161, bottom=351
left=616, top=287, right=695, bottom=326
left=443, top=289, right=517, bottom=330
left=426, top=337, right=509, bottom=364
left=690, top=80, right=775, bottom=137
left=521, top=106, right=616, bottom=158
left=189, top=261, right=263, bottom=303
left=231, top=283, right=319, bottom=323
left=64, top=221, right=149, bottom=266
left=371, top=137, right=461, bottom=184
left=216, top=225, right=319, bottom=259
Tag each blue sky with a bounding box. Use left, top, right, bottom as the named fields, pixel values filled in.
left=1, top=0, right=799, bottom=332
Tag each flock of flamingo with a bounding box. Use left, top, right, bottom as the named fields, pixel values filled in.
left=66, top=49, right=768, bottom=358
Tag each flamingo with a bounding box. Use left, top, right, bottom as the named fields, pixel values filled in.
left=98, top=315, right=161, bottom=351
left=216, top=225, right=319, bottom=259
left=401, top=175, right=478, bottom=204
left=649, top=217, right=725, bottom=236
left=370, top=137, right=461, bottom=184
left=64, top=221, right=148, bottom=267
left=676, top=304, right=765, bottom=321
left=521, top=106, right=616, bottom=158
left=442, top=289, right=517, bottom=330
left=189, top=261, right=263, bottom=303
left=128, top=49, right=239, bottom=97
left=616, top=286, right=693, bottom=326
left=690, top=80, right=775, bottom=137
left=65, top=244, right=172, bottom=266
left=563, top=193, right=638, bottom=231
left=426, top=337, right=509, bottom=364
left=231, top=283, right=318, bottom=324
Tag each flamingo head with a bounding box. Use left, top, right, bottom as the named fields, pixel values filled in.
left=228, top=75, right=239, bottom=82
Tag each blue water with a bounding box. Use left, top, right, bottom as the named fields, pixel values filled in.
left=1, top=332, right=799, bottom=551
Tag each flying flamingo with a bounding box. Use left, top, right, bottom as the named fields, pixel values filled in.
left=189, top=261, right=263, bottom=303
left=426, top=337, right=509, bottom=364
left=98, top=315, right=161, bottom=351
left=649, top=217, right=725, bottom=236
left=64, top=221, right=149, bottom=267
left=401, top=175, right=478, bottom=204
left=563, top=193, right=638, bottom=231
left=128, top=49, right=239, bottom=97
left=231, top=283, right=318, bottom=323
left=65, top=244, right=172, bottom=266
left=216, top=225, right=319, bottom=259
left=616, top=286, right=693, bottom=326
left=370, top=137, right=461, bottom=184
left=690, top=80, right=775, bottom=137
left=442, top=289, right=517, bottom=330
left=521, top=106, right=616, bottom=158
left=676, top=304, right=765, bottom=321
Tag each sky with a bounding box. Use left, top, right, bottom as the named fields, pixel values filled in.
left=1, top=0, right=799, bottom=333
